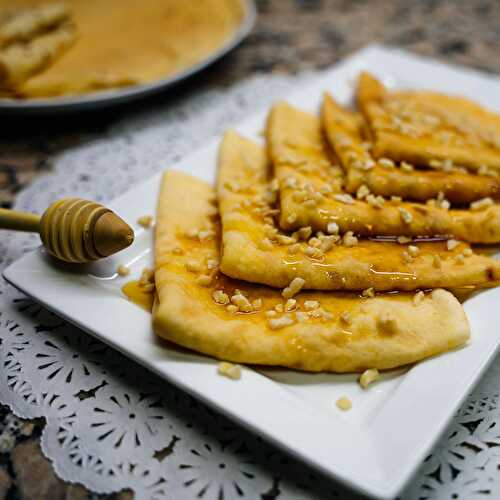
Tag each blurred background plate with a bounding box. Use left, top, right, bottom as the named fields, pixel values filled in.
left=0, top=0, right=256, bottom=115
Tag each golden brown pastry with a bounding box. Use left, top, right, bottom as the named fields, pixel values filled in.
left=322, top=92, right=500, bottom=204
left=268, top=102, right=500, bottom=243
left=153, top=170, right=470, bottom=372
left=357, top=71, right=500, bottom=173
left=218, top=130, right=500, bottom=291
left=0, top=20, right=75, bottom=89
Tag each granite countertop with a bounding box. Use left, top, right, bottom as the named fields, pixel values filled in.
left=1, top=0, right=500, bottom=498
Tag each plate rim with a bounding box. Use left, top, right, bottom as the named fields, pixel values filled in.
left=0, top=0, right=257, bottom=113
left=4, top=45, right=500, bottom=500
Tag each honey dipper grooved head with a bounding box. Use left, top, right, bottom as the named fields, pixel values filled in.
left=40, top=198, right=134, bottom=263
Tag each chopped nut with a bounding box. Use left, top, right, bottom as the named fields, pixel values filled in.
left=408, top=245, right=419, bottom=257
left=356, top=184, right=370, bottom=200
left=304, top=246, right=324, bottom=259
left=463, top=248, right=473, bottom=257
left=320, top=235, right=337, bottom=252
left=275, top=303, right=284, bottom=313
left=285, top=298, right=297, bottom=311
left=282, top=277, right=306, bottom=299
left=399, top=207, right=413, bottom=224
left=340, top=311, right=352, bottom=325
left=286, top=213, right=298, bottom=225
left=359, top=369, right=380, bottom=389
left=295, top=311, right=309, bottom=322
left=391, top=195, right=403, bottom=202
left=213, top=290, right=230, bottom=305
left=283, top=176, right=298, bottom=189
left=470, top=197, right=494, bottom=211
left=327, top=222, right=340, bottom=235
left=137, top=215, right=154, bottom=228
left=196, top=274, right=213, bottom=287
left=226, top=304, right=238, bottom=314
left=362, top=287, right=375, bottom=298
left=400, top=161, right=414, bottom=172
left=309, top=308, right=325, bottom=319
left=308, top=237, right=322, bottom=248
left=276, top=234, right=295, bottom=246
left=116, top=264, right=130, bottom=277
left=265, top=310, right=277, bottom=318
left=304, top=300, right=320, bottom=310
left=413, top=291, right=425, bottom=306
left=366, top=194, right=385, bottom=208
left=336, top=397, right=352, bottom=411
left=455, top=254, right=465, bottom=264
left=139, top=268, right=154, bottom=287
left=397, top=236, right=412, bottom=244
left=217, top=362, right=241, bottom=380
left=446, top=239, right=460, bottom=251
left=231, top=293, right=253, bottom=312
left=440, top=199, right=451, bottom=211
left=378, top=157, right=395, bottom=168
left=478, top=165, right=498, bottom=177
left=333, top=193, right=355, bottom=205
left=268, top=314, right=295, bottom=330
left=343, top=231, right=358, bottom=247
left=288, top=243, right=300, bottom=255
left=441, top=159, right=454, bottom=172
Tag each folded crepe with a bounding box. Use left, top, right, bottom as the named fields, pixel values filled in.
left=152, top=170, right=470, bottom=372
left=357, top=71, right=500, bottom=173
left=218, top=130, right=500, bottom=291
left=322, top=92, right=500, bottom=204
left=268, top=101, right=500, bottom=243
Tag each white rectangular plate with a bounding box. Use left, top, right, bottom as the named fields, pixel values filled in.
left=4, top=45, right=500, bottom=500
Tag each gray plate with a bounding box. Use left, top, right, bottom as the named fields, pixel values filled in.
left=0, top=0, right=256, bottom=114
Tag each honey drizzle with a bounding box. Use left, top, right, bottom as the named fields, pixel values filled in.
left=122, top=280, right=154, bottom=312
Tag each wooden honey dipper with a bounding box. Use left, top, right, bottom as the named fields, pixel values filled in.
left=0, top=198, right=134, bottom=263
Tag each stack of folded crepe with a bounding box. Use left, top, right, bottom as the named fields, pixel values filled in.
left=152, top=73, right=500, bottom=374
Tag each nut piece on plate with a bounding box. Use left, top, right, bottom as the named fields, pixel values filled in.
left=137, top=215, right=154, bottom=228
left=217, top=362, right=241, bottom=380
left=336, top=397, right=352, bottom=411
left=359, top=369, right=380, bottom=389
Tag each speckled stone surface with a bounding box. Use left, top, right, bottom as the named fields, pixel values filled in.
left=1, top=0, right=500, bottom=497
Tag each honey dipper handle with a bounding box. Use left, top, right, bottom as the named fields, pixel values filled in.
left=0, top=208, right=41, bottom=232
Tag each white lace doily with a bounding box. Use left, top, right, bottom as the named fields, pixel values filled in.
left=2, top=73, right=500, bottom=500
